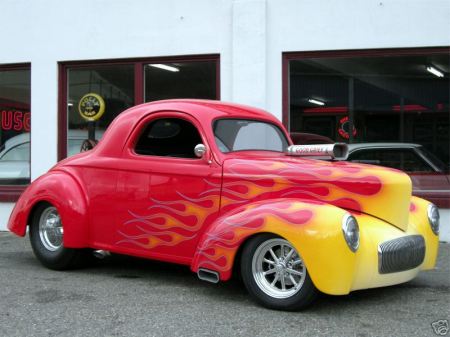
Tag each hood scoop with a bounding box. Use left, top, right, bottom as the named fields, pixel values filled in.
left=286, top=143, right=348, bottom=160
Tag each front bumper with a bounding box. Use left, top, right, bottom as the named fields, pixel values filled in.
left=349, top=197, right=439, bottom=292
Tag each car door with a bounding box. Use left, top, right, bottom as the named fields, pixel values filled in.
left=113, top=112, right=222, bottom=263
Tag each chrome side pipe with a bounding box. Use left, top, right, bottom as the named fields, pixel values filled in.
left=197, top=268, right=220, bottom=283
left=93, top=250, right=111, bottom=259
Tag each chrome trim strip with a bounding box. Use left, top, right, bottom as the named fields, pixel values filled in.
left=413, top=190, right=449, bottom=193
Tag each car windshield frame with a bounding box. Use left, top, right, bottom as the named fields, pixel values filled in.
left=212, top=118, right=289, bottom=154
left=416, top=146, right=448, bottom=172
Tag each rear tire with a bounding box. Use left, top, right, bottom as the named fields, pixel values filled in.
left=241, top=234, right=318, bottom=310
left=29, top=202, right=89, bottom=270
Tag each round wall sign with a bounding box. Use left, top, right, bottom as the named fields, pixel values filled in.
left=78, top=93, right=105, bottom=121
left=338, top=116, right=357, bottom=139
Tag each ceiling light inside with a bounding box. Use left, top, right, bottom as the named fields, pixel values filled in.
left=149, top=64, right=180, bottom=72
left=308, top=98, right=325, bottom=106
left=427, top=66, right=444, bottom=78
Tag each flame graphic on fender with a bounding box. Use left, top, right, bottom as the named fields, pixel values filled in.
left=117, top=157, right=408, bottom=264
left=117, top=182, right=247, bottom=250
left=195, top=201, right=315, bottom=273
left=224, top=160, right=383, bottom=213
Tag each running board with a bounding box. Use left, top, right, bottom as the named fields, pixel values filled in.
left=197, top=268, right=220, bottom=283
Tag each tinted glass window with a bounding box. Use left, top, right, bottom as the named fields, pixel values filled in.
left=145, top=61, right=216, bottom=101
left=288, top=51, right=450, bottom=168
left=135, top=118, right=202, bottom=158
left=67, top=65, right=135, bottom=157
left=0, top=68, right=31, bottom=185
left=214, top=119, right=289, bottom=153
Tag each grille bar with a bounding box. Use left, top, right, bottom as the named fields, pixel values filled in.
left=378, top=235, right=425, bottom=274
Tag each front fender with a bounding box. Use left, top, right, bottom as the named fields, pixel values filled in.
left=191, top=198, right=356, bottom=294
left=7, top=169, right=89, bottom=248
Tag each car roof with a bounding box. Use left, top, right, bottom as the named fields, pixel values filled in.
left=2, top=132, right=30, bottom=148
left=93, top=99, right=286, bottom=158
left=123, top=99, right=279, bottom=121
left=346, top=143, right=422, bottom=151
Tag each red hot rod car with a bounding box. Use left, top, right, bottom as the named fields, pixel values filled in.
left=8, top=100, right=439, bottom=310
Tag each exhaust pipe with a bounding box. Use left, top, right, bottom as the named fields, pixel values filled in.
left=197, top=268, right=220, bottom=283
left=93, top=250, right=111, bottom=259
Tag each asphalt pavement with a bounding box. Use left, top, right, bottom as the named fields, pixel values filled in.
left=0, top=232, right=449, bottom=337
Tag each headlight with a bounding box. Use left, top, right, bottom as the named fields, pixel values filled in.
left=427, top=204, right=440, bottom=235
left=342, top=214, right=359, bottom=252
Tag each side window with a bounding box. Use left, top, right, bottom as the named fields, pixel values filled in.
left=349, top=149, right=433, bottom=173
left=135, top=118, right=203, bottom=158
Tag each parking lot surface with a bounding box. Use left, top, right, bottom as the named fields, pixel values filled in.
left=0, top=232, right=449, bottom=337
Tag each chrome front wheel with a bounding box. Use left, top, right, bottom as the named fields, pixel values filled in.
left=252, top=238, right=306, bottom=299
left=241, top=234, right=317, bottom=310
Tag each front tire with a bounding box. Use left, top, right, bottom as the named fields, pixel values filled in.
left=29, top=202, right=87, bottom=270
left=241, top=234, right=318, bottom=310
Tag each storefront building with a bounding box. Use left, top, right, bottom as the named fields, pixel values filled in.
left=1, top=0, right=449, bottom=239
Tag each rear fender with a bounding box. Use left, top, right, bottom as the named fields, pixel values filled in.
left=7, top=169, right=89, bottom=248
left=191, top=198, right=357, bottom=294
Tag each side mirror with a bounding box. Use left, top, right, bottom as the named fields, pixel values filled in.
left=194, top=144, right=207, bottom=158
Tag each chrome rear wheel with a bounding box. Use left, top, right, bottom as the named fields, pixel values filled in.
left=38, top=206, right=63, bottom=251
left=30, top=202, right=89, bottom=270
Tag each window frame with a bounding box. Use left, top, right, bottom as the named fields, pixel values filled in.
left=134, top=116, right=204, bottom=160
left=0, top=63, right=31, bottom=202
left=58, top=54, right=220, bottom=161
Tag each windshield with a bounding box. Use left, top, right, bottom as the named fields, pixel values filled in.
left=213, top=119, right=289, bottom=153
left=417, top=146, right=447, bottom=172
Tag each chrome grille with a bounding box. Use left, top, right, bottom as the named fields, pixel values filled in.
left=378, top=235, right=425, bottom=274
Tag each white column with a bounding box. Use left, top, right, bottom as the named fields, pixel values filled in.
left=231, top=0, right=267, bottom=109
left=30, top=60, right=58, bottom=181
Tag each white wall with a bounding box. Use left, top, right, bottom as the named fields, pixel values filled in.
left=0, top=204, right=14, bottom=230
left=0, top=0, right=449, bottom=239
left=440, top=209, right=450, bottom=243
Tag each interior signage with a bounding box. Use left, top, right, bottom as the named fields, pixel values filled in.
left=78, top=93, right=105, bottom=122
left=1, top=110, right=31, bottom=132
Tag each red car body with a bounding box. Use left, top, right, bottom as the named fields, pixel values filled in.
left=7, top=100, right=439, bottom=310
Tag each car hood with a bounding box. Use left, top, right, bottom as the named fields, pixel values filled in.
left=222, top=155, right=412, bottom=231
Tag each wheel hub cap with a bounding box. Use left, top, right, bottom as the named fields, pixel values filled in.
left=252, top=238, right=306, bottom=299
left=38, top=207, right=63, bottom=251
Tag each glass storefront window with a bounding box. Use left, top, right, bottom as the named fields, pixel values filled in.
left=67, top=65, right=135, bottom=156
left=145, top=61, right=217, bottom=101
left=63, top=56, right=219, bottom=159
left=0, top=67, right=31, bottom=185
left=285, top=49, right=450, bottom=207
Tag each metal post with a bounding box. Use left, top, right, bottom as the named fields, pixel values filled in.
left=348, top=77, right=354, bottom=143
